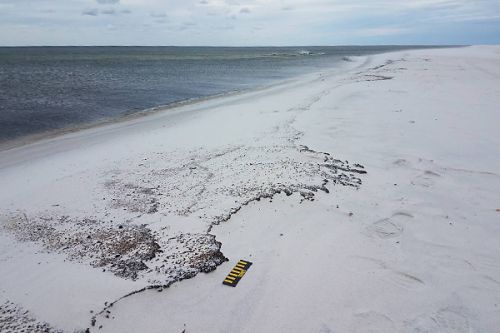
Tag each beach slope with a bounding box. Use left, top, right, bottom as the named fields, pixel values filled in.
left=1, top=46, right=500, bottom=332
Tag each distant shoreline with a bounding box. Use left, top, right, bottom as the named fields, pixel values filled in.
left=0, top=44, right=463, bottom=48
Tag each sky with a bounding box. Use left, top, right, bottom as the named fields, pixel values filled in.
left=0, top=0, right=500, bottom=46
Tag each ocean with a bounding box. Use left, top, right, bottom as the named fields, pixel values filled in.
left=0, top=46, right=436, bottom=143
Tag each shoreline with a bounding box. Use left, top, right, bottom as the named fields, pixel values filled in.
left=0, top=45, right=450, bottom=154
left=1, top=45, right=499, bottom=332
left=0, top=56, right=354, bottom=154
left=0, top=57, right=369, bottom=171
left=0, top=67, right=332, bottom=154
left=0, top=87, right=248, bottom=152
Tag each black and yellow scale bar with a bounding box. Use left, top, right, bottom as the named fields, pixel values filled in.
left=222, top=260, right=253, bottom=287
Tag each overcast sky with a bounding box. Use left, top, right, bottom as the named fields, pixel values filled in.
left=1, top=0, right=499, bottom=46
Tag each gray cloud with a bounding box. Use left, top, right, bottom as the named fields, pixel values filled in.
left=82, top=8, right=99, bottom=16
left=97, top=0, right=119, bottom=4
left=182, top=21, right=197, bottom=27
left=101, top=8, right=116, bottom=15
left=2, top=0, right=500, bottom=46
left=150, top=12, right=167, bottom=18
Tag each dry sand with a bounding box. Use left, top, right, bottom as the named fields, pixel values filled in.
left=1, top=46, right=499, bottom=332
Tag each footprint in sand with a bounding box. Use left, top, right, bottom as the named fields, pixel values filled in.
left=472, top=253, right=500, bottom=272
left=411, top=170, right=441, bottom=188
left=367, top=211, right=413, bottom=239
left=393, top=158, right=411, bottom=167
left=349, top=311, right=396, bottom=332
left=348, top=255, right=425, bottom=292
left=369, top=219, right=404, bottom=238
left=407, top=307, right=473, bottom=333
left=381, top=270, right=425, bottom=291
left=392, top=158, right=445, bottom=188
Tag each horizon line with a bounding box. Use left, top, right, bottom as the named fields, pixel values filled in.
left=0, top=43, right=471, bottom=48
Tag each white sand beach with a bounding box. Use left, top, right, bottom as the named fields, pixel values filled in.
left=1, top=46, right=500, bottom=332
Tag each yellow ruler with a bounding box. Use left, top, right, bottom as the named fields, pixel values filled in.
left=222, top=260, right=253, bottom=287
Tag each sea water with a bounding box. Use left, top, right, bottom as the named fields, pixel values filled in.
left=0, top=46, right=436, bottom=142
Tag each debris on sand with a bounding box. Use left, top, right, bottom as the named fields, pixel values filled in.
left=0, top=301, right=62, bottom=333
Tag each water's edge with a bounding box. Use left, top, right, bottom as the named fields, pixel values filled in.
left=0, top=46, right=457, bottom=152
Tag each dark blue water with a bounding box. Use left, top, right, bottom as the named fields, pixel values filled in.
left=0, top=46, right=436, bottom=142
